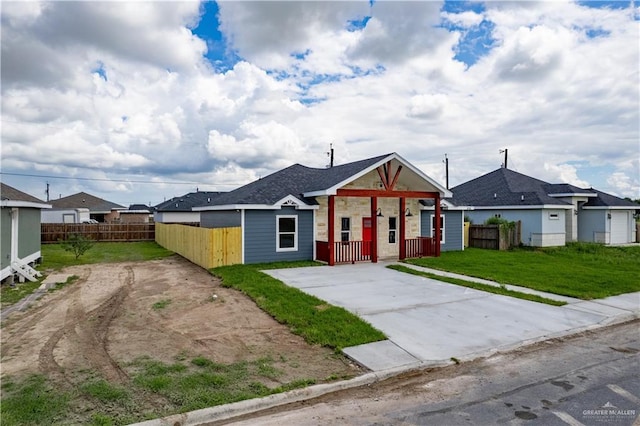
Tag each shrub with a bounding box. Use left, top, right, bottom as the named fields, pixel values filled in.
left=59, top=234, right=95, bottom=260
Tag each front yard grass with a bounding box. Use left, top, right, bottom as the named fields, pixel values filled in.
left=40, top=241, right=174, bottom=270
left=404, top=243, right=640, bottom=300
left=212, top=262, right=386, bottom=350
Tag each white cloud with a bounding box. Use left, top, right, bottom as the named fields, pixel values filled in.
left=606, top=172, right=639, bottom=199
left=1, top=1, right=637, bottom=207
left=441, top=11, right=484, bottom=28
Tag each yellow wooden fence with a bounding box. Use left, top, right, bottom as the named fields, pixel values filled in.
left=155, top=223, right=242, bottom=269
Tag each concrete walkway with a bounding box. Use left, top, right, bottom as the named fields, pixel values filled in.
left=265, top=263, right=639, bottom=371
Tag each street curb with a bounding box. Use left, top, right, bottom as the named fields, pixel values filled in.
left=128, top=359, right=453, bottom=426
left=129, top=315, right=639, bottom=426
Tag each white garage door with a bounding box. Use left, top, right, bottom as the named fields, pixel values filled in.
left=610, top=211, right=629, bottom=244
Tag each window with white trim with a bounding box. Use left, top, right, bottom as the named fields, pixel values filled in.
left=430, top=214, right=445, bottom=244
left=340, top=217, right=351, bottom=242
left=276, top=215, right=297, bottom=251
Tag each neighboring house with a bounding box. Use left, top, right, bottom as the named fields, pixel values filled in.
left=451, top=168, right=639, bottom=246
left=41, top=207, right=91, bottom=224
left=154, top=191, right=224, bottom=223
left=420, top=199, right=469, bottom=251
left=120, top=204, right=153, bottom=223
left=1, top=183, right=51, bottom=282
left=47, top=192, right=125, bottom=223
left=195, top=153, right=454, bottom=265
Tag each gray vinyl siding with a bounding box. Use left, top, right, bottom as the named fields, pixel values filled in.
left=1, top=208, right=11, bottom=271
left=244, top=208, right=314, bottom=264
left=18, top=209, right=41, bottom=259
left=201, top=211, right=241, bottom=229
left=420, top=210, right=464, bottom=251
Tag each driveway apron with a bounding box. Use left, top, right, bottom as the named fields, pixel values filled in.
left=265, top=263, right=609, bottom=371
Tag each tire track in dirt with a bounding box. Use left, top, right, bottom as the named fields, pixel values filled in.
left=38, top=266, right=134, bottom=385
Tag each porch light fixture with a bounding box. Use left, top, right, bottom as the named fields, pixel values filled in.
left=405, top=208, right=413, bottom=217
left=376, top=208, right=384, bottom=217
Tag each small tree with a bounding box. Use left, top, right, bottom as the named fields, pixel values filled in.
left=60, top=234, right=95, bottom=259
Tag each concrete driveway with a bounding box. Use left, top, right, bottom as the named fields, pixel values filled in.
left=265, top=263, right=634, bottom=371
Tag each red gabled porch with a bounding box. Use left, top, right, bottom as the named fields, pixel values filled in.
left=315, top=159, right=443, bottom=265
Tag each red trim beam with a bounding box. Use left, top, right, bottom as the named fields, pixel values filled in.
left=337, top=189, right=440, bottom=198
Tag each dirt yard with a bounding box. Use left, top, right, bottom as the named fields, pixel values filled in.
left=0, top=255, right=361, bottom=420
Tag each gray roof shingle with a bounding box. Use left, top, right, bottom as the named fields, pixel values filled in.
left=1, top=183, right=47, bottom=204
left=451, top=168, right=639, bottom=209
left=450, top=168, right=569, bottom=206
left=155, top=191, right=225, bottom=212
left=208, top=154, right=392, bottom=206
left=49, top=192, right=125, bottom=212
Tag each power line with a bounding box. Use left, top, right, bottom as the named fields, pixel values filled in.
left=0, top=171, right=229, bottom=186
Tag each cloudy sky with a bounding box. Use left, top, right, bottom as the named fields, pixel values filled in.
left=1, top=0, right=638, bottom=207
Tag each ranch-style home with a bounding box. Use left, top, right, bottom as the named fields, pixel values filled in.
left=450, top=168, right=639, bottom=246
left=194, top=153, right=457, bottom=265
left=1, top=183, right=51, bottom=283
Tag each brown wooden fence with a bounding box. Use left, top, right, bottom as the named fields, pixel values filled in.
left=42, top=223, right=155, bottom=243
left=469, top=222, right=521, bottom=250
left=155, top=223, right=242, bottom=269
left=405, top=237, right=435, bottom=258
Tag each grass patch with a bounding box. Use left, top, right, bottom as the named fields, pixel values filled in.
left=130, top=356, right=315, bottom=413
left=2, top=354, right=327, bottom=425
left=212, top=261, right=386, bottom=350
left=404, top=243, right=640, bottom=300
left=0, top=374, right=70, bottom=425
left=152, top=299, right=171, bottom=310
left=388, top=265, right=566, bottom=306
left=0, top=280, right=42, bottom=307
left=40, top=242, right=174, bottom=270
left=81, top=379, right=130, bottom=403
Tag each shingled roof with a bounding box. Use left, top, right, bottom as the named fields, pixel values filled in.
left=155, top=191, right=225, bottom=212
left=583, top=188, right=639, bottom=208
left=202, top=153, right=393, bottom=207
left=450, top=168, right=570, bottom=207
left=1, top=183, right=50, bottom=207
left=49, top=192, right=125, bottom=213
left=450, top=168, right=638, bottom=209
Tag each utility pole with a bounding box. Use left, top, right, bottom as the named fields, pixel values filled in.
left=500, top=149, right=508, bottom=169
left=45, top=182, right=50, bottom=202
left=443, top=154, right=449, bottom=189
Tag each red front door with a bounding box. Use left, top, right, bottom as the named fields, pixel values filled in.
left=362, top=217, right=372, bottom=256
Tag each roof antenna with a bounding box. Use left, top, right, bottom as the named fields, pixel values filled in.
left=326, top=143, right=334, bottom=168
left=499, top=148, right=508, bottom=169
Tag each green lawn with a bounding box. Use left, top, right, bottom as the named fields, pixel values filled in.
left=40, top=241, right=174, bottom=270
left=405, top=243, right=640, bottom=300
left=388, top=265, right=566, bottom=306
left=212, top=262, right=386, bottom=350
